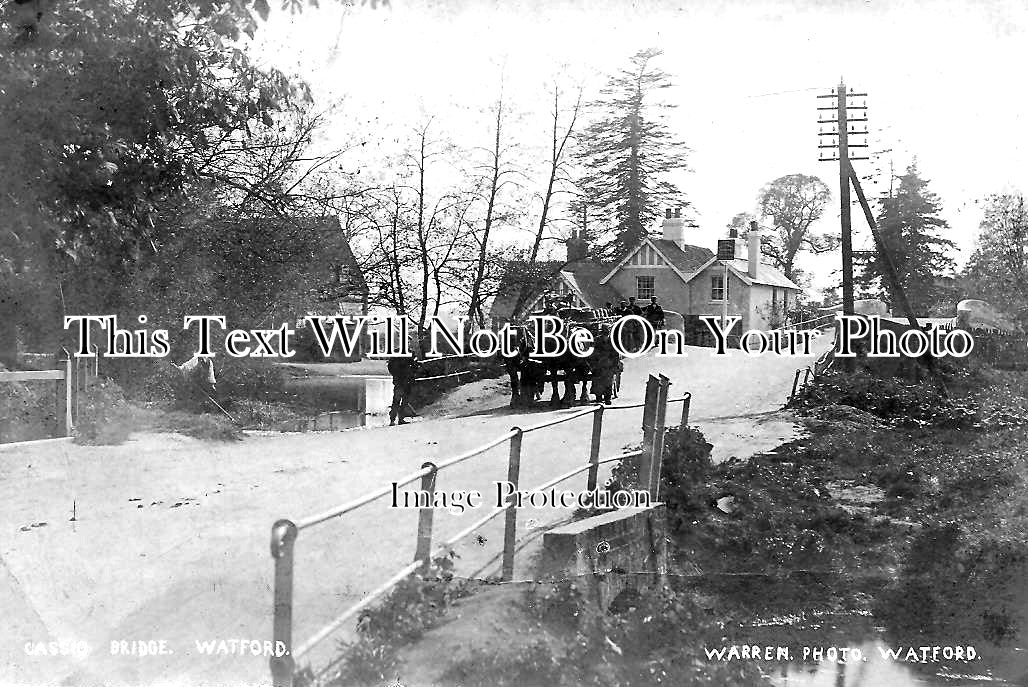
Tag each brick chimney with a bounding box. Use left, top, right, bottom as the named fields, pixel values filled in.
left=661, top=207, right=685, bottom=248
left=747, top=220, right=760, bottom=279
left=566, top=230, right=588, bottom=262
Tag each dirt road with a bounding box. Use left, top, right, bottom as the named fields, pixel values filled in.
left=0, top=341, right=826, bottom=686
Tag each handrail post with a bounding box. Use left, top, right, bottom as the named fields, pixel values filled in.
left=680, top=392, right=691, bottom=428
left=586, top=405, right=604, bottom=492
left=56, top=354, right=72, bottom=437
left=649, top=375, right=671, bottom=499
left=65, top=355, right=73, bottom=434
left=270, top=519, right=298, bottom=687
left=68, top=350, right=79, bottom=430
left=414, top=462, right=438, bottom=571
left=638, top=376, right=659, bottom=492
left=501, top=428, right=523, bottom=581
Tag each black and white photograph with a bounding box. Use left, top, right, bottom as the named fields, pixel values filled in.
left=2, top=0, right=1028, bottom=685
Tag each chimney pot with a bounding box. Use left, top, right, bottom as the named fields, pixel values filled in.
left=661, top=209, right=686, bottom=249
left=674, top=207, right=681, bottom=218
left=665, top=208, right=672, bottom=219
left=566, top=232, right=588, bottom=262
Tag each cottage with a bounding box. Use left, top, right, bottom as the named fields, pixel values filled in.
left=301, top=216, right=369, bottom=360
left=488, top=231, right=621, bottom=327
left=489, top=209, right=801, bottom=334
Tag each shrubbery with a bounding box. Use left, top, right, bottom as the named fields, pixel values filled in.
left=75, top=377, right=133, bottom=445
left=606, top=425, right=714, bottom=535
left=791, top=370, right=977, bottom=429
left=313, top=554, right=474, bottom=687
left=0, top=377, right=55, bottom=443
left=877, top=524, right=1028, bottom=647
left=438, top=581, right=767, bottom=687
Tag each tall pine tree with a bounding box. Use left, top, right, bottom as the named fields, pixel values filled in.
left=576, top=48, right=688, bottom=257
left=857, top=164, right=956, bottom=313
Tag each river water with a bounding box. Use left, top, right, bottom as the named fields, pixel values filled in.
left=771, top=639, right=1006, bottom=687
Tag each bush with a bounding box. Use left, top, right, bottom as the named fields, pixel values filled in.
left=877, top=525, right=1028, bottom=647
left=792, top=370, right=978, bottom=429
left=75, top=377, right=133, bottom=445
left=607, top=425, right=714, bottom=534
left=215, top=357, right=288, bottom=405
left=0, top=377, right=55, bottom=443
left=504, top=581, right=766, bottom=687
left=316, top=554, right=473, bottom=687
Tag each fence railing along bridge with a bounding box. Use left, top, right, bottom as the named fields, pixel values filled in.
left=0, top=347, right=98, bottom=446
left=268, top=374, right=692, bottom=687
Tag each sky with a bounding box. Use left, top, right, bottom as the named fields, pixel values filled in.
left=249, top=0, right=1028, bottom=292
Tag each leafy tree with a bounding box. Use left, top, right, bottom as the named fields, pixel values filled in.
left=576, top=48, right=688, bottom=257
left=857, top=164, right=957, bottom=313
left=745, top=174, right=835, bottom=282
left=0, top=0, right=314, bottom=363
left=962, top=193, right=1028, bottom=324
left=726, top=212, right=755, bottom=238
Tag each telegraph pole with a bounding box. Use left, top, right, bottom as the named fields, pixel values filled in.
left=837, top=82, right=854, bottom=318
left=818, top=79, right=869, bottom=318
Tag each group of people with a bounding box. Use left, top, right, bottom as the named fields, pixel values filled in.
left=605, top=296, right=665, bottom=329
left=387, top=291, right=667, bottom=424
left=601, top=296, right=665, bottom=351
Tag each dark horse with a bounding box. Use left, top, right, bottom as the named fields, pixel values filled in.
left=500, top=321, right=593, bottom=408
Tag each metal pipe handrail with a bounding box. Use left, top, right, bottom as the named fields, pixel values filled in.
left=296, top=396, right=689, bottom=534
left=292, top=559, right=422, bottom=659
left=440, top=449, right=638, bottom=551
left=606, top=393, right=690, bottom=411
left=296, top=466, right=433, bottom=531
left=526, top=449, right=641, bottom=496
left=296, top=431, right=517, bottom=530
left=292, top=448, right=643, bottom=659
left=433, top=430, right=518, bottom=472
left=517, top=405, right=596, bottom=433
left=415, top=370, right=471, bottom=382
left=785, top=312, right=837, bottom=328
left=272, top=375, right=690, bottom=687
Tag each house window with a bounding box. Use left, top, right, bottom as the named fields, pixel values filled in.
left=636, top=276, right=655, bottom=300
left=711, top=274, right=729, bottom=301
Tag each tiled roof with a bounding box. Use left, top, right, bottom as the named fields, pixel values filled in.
left=302, top=216, right=369, bottom=300
left=650, top=239, right=715, bottom=275
left=489, top=259, right=622, bottom=322
left=724, top=259, right=801, bottom=290
left=489, top=260, right=565, bottom=322
left=559, top=260, right=623, bottom=308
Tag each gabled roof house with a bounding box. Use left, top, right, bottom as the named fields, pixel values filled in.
left=489, top=209, right=802, bottom=332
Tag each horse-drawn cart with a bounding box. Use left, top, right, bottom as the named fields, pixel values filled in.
left=502, top=307, right=623, bottom=408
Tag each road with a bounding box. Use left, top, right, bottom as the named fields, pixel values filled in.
left=0, top=341, right=827, bottom=686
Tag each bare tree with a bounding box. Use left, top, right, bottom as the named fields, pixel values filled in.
left=466, top=85, right=521, bottom=329
left=507, top=83, right=583, bottom=320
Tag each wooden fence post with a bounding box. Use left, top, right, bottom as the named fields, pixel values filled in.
left=680, top=393, right=691, bottom=428
left=55, top=356, right=72, bottom=437
left=648, top=375, right=670, bottom=499
left=586, top=405, right=604, bottom=492
left=414, top=462, right=438, bottom=570
left=638, top=375, right=659, bottom=492
left=501, top=428, right=523, bottom=581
